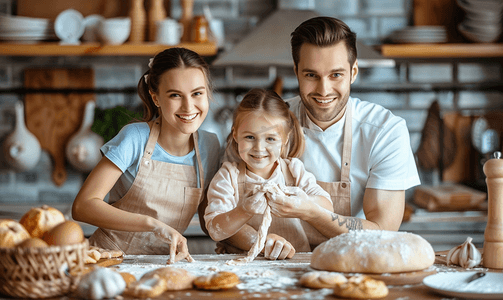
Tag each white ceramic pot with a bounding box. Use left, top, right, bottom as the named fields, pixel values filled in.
left=66, top=101, right=104, bottom=172
left=2, top=101, right=41, bottom=171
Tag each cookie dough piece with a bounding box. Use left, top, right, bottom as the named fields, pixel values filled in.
left=0, top=219, right=30, bottom=247
left=333, top=276, right=389, bottom=299
left=193, top=271, right=240, bottom=290
left=89, top=246, right=123, bottom=259
left=119, top=272, right=137, bottom=287
left=85, top=249, right=102, bottom=264
left=311, top=230, right=435, bottom=273
left=125, top=267, right=195, bottom=298
left=299, top=271, right=348, bottom=289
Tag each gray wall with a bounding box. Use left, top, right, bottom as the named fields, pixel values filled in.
left=0, top=0, right=502, bottom=206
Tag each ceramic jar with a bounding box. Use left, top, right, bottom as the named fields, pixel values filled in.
left=65, top=101, right=104, bottom=172
left=2, top=101, right=41, bottom=171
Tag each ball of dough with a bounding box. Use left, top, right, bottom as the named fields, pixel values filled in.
left=0, top=219, right=30, bottom=247
left=311, top=230, right=435, bottom=274
left=19, top=205, right=65, bottom=238
left=299, top=271, right=348, bottom=289
left=125, top=267, right=195, bottom=298
left=333, top=275, right=389, bottom=299
left=75, top=267, right=126, bottom=300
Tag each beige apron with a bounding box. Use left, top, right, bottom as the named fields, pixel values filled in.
left=89, top=120, right=205, bottom=255
left=299, top=103, right=352, bottom=217
left=237, top=159, right=312, bottom=252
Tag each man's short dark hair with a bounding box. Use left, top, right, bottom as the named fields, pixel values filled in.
left=291, top=17, right=357, bottom=69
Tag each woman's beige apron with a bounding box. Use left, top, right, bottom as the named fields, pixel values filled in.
left=299, top=103, right=352, bottom=217
left=89, top=120, right=205, bottom=255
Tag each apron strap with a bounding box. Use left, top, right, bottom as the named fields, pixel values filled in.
left=340, top=104, right=352, bottom=182
left=192, top=131, right=205, bottom=189
left=279, top=159, right=295, bottom=186
left=144, top=119, right=161, bottom=159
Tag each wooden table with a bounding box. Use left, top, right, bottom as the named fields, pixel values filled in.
left=90, top=252, right=496, bottom=300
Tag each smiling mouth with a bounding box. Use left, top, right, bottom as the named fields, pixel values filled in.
left=250, top=154, right=267, bottom=159
left=314, top=97, right=335, bottom=104
left=177, top=113, right=198, bottom=121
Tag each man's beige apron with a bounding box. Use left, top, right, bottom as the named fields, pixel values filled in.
left=299, top=102, right=352, bottom=216
left=89, top=120, right=205, bottom=255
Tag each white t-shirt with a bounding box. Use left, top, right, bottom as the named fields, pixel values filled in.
left=286, top=96, right=420, bottom=218
left=101, top=122, right=221, bottom=203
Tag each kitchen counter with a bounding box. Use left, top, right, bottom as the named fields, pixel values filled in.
left=55, top=253, right=497, bottom=300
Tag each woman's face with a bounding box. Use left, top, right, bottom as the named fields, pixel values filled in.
left=150, top=67, right=209, bottom=136
left=234, top=112, right=285, bottom=179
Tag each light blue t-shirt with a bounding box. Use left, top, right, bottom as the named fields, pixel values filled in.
left=101, top=122, right=221, bottom=201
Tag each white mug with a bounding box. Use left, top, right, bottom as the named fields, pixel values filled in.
left=156, top=18, right=183, bottom=45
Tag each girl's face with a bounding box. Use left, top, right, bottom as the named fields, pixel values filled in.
left=150, top=67, right=209, bottom=136
left=234, top=112, right=285, bottom=179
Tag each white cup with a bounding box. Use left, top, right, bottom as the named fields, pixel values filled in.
left=156, top=18, right=183, bottom=45
left=209, top=19, right=225, bottom=48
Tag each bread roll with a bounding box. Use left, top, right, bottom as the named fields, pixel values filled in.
left=0, top=219, right=30, bottom=247
left=311, top=230, right=435, bottom=274
left=19, top=205, right=65, bottom=238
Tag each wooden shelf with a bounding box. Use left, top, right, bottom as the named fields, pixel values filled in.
left=380, top=43, right=503, bottom=58
left=0, top=42, right=218, bottom=56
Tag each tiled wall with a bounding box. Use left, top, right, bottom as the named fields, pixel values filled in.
left=0, top=0, right=502, bottom=206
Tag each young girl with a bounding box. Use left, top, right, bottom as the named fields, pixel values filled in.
left=72, top=48, right=220, bottom=263
left=205, top=88, right=334, bottom=260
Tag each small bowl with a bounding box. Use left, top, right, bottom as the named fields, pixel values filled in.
left=458, top=23, right=501, bottom=43
left=97, top=17, right=131, bottom=45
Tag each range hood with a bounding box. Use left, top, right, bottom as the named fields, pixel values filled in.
left=212, top=9, right=395, bottom=68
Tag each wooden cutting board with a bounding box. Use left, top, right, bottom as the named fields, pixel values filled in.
left=413, top=0, right=464, bottom=42
left=24, top=68, right=95, bottom=186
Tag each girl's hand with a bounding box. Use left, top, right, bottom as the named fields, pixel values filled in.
left=263, top=233, right=296, bottom=260
left=238, top=189, right=268, bottom=215
left=153, top=224, right=194, bottom=264
left=267, top=187, right=310, bottom=218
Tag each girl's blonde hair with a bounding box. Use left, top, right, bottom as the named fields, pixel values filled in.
left=226, top=88, right=305, bottom=162
left=138, top=47, right=213, bottom=122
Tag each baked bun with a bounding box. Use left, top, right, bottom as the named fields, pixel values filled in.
left=125, top=267, right=195, bottom=298
left=19, top=205, right=65, bottom=238
left=193, top=271, right=240, bottom=290
left=299, top=271, right=347, bottom=289
left=333, top=275, right=388, bottom=299
left=0, top=219, right=30, bottom=247
left=311, top=230, right=435, bottom=273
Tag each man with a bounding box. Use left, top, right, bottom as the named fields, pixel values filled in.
left=217, top=16, right=420, bottom=259
left=283, top=16, right=420, bottom=236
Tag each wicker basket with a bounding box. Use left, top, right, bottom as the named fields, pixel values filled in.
left=0, top=239, right=88, bottom=298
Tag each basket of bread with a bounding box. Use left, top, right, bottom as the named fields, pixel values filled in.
left=0, top=205, right=88, bottom=298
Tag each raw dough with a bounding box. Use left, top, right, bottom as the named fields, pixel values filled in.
left=333, top=275, right=389, bottom=299
left=75, top=267, right=126, bottom=300
left=227, top=182, right=284, bottom=265
left=193, top=271, right=240, bottom=290
left=299, top=271, right=347, bottom=289
left=311, top=230, right=435, bottom=273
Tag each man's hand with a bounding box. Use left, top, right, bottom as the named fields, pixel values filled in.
left=267, top=187, right=311, bottom=219
left=263, top=233, right=296, bottom=260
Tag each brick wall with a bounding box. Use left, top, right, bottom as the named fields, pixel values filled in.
left=0, top=0, right=502, bottom=205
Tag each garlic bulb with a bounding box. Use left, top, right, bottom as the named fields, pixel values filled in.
left=446, top=237, right=482, bottom=269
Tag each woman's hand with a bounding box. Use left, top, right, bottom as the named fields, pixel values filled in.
left=152, top=224, right=193, bottom=264
left=263, top=233, right=296, bottom=260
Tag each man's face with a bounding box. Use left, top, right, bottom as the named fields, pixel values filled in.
left=294, top=42, right=358, bottom=130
